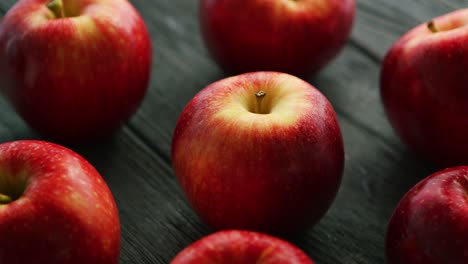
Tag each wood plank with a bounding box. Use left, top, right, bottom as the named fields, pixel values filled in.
left=0, top=0, right=17, bottom=11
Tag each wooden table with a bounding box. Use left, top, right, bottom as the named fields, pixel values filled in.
left=0, top=0, right=464, bottom=263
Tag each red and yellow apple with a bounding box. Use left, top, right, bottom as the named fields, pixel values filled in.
left=0, top=0, right=152, bottom=143
left=0, top=140, right=120, bottom=263
left=386, top=166, right=468, bottom=264
left=171, top=72, right=344, bottom=235
left=380, top=9, right=468, bottom=167
left=171, top=230, right=315, bottom=263
left=199, top=0, right=355, bottom=77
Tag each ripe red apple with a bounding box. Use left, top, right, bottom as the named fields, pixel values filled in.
left=0, top=140, right=120, bottom=263
left=386, top=166, right=468, bottom=264
left=0, top=0, right=152, bottom=143
left=380, top=9, right=468, bottom=167
left=171, top=230, right=314, bottom=263
left=171, top=72, right=344, bottom=235
left=199, top=0, right=355, bottom=78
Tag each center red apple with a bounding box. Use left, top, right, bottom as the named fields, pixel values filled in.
left=171, top=72, right=344, bottom=235
left=199, top=0, right=355, bottom=78
left=0, top=140, right=120, bottom=263
left=0, top=0, right=152, bottom=143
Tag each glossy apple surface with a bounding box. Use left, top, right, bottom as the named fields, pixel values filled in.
left=386, top=166, right=468, bottom=264
left=199, top=0, right=355, bottom=78
left=172, top=72, right=344, bottom=235
left=0, top=140, right=120, bottom=263
left=380, top=9, right=468, bottom=167
left=171, top=230, right=314, bottom=264
left=0, top=0, right=152, bottom=143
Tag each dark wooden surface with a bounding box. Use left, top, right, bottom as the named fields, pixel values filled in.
left=0, top=0, right=465, bottom=263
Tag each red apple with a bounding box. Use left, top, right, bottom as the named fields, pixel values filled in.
left=0, top=140, right=120, bottom=263
left=386, top=166, right=468, bottom=264
left=0, top=0, right=152, bottom=143
left=199, top=0, right=355, bottom=78
left=380, top=9, right=468, bottom=167
left=171, top=72, right=344, bottom=235
left=171, top=230, right=314, bottom=264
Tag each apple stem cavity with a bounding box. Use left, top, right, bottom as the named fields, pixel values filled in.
left=428, top=20, right=439, bottom=33
left=0, top=193, right=12, bottom=204
left=47, top=0, right=66, bottom=18
left=255, top=91, right=267, bottom=114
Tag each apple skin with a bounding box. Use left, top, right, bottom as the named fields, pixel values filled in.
left=171, top=230, right=315, bottom=264
left=199, top=0, right=355, bottom=78
left=380, top=9, right=468, bottom=167
left=171, top=72, right=344, bottom=235
left=0, top=140, right=120, bottom=264
left=386, top=166, right=468, bottom=264
left=0, top=0, right=152, bottom=144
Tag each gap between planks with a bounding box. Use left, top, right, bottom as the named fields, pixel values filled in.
left=347, top=38, right=382, bottom=65
left=124, top=123, right=172, bottom=168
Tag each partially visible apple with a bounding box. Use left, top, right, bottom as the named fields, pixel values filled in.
left=0, top=0, right=152, bottom=143
left=199, top=0, right=355, bottom=78
left=386, top=166, right=468, bottom=264
left=172, top=72, right=344, bottom=235
left=0, top=140, right=120, bottom=263
left=380, top=9, right=468, bottom=167
left=171, top=230, right=314, bottom=264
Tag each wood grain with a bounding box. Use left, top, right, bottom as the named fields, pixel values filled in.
left=0, top=0, right=464, bottom=263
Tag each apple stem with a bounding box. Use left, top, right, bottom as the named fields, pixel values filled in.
left=427, top=20, right=439, bottom=33
left=47, top=0, right=66, bottom=18
left=0, top=193, right=12, bottom=204
left=255, top=91, right=266, bottom=114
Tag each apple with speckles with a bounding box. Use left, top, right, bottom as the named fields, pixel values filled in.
left=0, top=140, right=120, bottom=264
left=171, top=230, right=315, bottom=263
left=381, top=9, right=468, bottom=167
left=171, top=72, right=344, bottom=235
left=199, top=0, right=355, bottom=77
left=0, top=0, right=151, bottom=143
left=386, top=166, right=468, bottom=264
